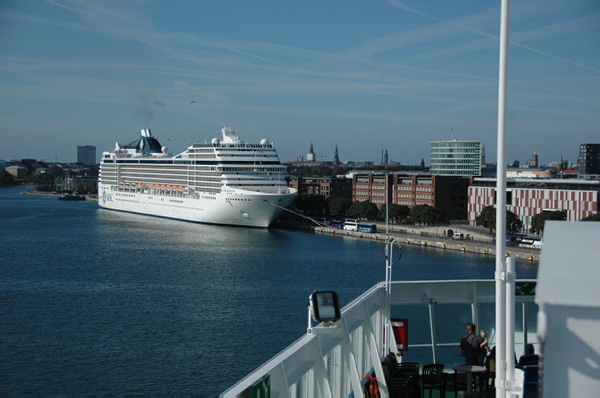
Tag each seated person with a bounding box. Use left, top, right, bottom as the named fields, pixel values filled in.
left=518, top=344, right=539, bottom=366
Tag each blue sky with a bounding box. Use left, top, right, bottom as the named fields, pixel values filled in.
left=1, top=0, right=599, bottom=165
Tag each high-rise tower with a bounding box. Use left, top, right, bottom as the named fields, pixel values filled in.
left=578, top=144, right=600, bottom=175
left=430, top=140, right=482, bottom=176
left=77, top=145, right=96, bottom=165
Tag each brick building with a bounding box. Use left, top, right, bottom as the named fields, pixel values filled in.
left=352, top=172, right=470, bottom=220
left=289, top=176, right=352, bottom=199
left=468, top=178, right=599, bottom=232
left=353, top=173, right=389, bottom=206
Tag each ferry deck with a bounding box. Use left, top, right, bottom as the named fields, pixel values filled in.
left=222, top=222, right=600, bottom=397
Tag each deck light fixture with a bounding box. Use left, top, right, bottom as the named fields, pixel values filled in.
left=310, top=290, right=341, bottom=324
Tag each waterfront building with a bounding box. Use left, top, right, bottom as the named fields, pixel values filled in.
left=353, top=173, right=389, bottom=206
left=6, top=165, right=27, bottom=178
left=352, top=172, right=470, bottom=220
left=506, top=168, right=554, bottom=179
left=285, top=155, right=305, bottom=163
left=77, top=145, right=96, bottom=165
left=578, top=144, right=600, bottom=175
left=430, top=140, right=482, bottom=177
left=291, top=176, right=352, bottom=199
left=391, top=173, right=470, bottom=220
left=559, top=168, right=579, bottom=179
left=468, top=178, right=599, bottom=232
left=352, top=161, right=374, bottom=168
left=14, top=159, right=42, bottom=175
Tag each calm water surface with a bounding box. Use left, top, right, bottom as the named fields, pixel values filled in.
left=0, top=187, right=537, bottom=395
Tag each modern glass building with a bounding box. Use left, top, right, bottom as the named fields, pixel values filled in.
left=578, top=143, right=600, bottom=175
left=430, top=140, right=482, bottom=176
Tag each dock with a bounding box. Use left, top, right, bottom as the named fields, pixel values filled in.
left=310, top=225, right=540, bottom=262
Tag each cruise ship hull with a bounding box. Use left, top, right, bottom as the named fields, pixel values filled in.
left=99, top=127, right=297, bottom=228
left=98, top=186, right=297, bottom=228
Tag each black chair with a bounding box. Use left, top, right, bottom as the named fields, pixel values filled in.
left=398, top=363, right=420, bottom=377
left=421, top=364, right=445, bottom=398
left=384, top=354, right=420, bottom=398
left=381, top=356, right=405, bottom=398
left=444, top=370, right=468, bottom=398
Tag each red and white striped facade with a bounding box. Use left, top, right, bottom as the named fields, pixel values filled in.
left=468, top=179, right=599, bottom=232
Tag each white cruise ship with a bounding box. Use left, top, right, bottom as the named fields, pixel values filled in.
left=98, top=126, right=297, bottom=227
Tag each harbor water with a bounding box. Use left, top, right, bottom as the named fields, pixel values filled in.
left=0, top=187, right=538, bottom=395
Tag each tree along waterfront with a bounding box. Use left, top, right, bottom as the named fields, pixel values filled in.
left=0, top=164, right=98, bottom=194
left=290, top=195, right=448, bottom=226
left=476, top=205, right=523, bottom=234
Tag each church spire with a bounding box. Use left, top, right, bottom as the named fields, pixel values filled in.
left=307, top=141, right=315, bottom=162
left=481, top=144, right=486, bottom=166
left=559, top=152, right=564, bottom=172
left=333, top=142, right=340, bottom=165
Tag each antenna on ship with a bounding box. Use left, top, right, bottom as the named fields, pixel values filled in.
left=384, top=172, right=391, bottom=355
left=385, top=172, right=390, bottom=243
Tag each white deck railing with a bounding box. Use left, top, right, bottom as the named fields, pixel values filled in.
left=222, top=279, right=537, bottom=398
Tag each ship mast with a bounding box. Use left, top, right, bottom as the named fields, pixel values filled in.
left=495, top=0, right=517, bottom=397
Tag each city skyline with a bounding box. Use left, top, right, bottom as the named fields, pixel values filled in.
left=1, top=139, right=584, bottom=169
left=1, top=1, right=599, bottom=164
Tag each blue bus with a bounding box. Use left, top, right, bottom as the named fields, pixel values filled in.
left=357, top=223, right=377, bottom=233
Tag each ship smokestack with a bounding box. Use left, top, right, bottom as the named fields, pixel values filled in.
left=141, top=129, right=152, bottom=137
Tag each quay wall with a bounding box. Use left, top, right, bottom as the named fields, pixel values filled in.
left=22, top=190, right=99, bottom=201
left=307, top=225, right=540, bottom=263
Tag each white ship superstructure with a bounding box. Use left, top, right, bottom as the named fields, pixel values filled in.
left=98, top=126, right=297, bottom=227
